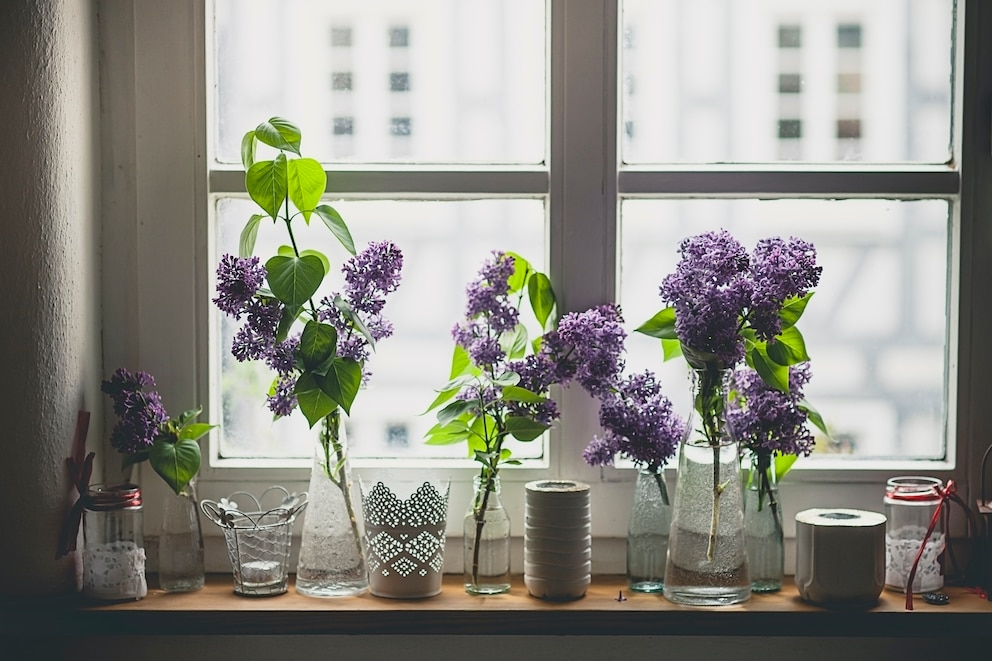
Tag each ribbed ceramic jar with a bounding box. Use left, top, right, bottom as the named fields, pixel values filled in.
left=523, top=480, right=591, bottom=600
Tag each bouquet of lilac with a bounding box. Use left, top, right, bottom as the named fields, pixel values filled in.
left=425, top=250, right=626, bottom=591
left=101, top=368, right=215, bottom=494
left=636, top=230, right=826, bottom=560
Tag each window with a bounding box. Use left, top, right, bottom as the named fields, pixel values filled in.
left=389, top=72, right=410, bottom=92
left=111, top=0, right=985, bottom=571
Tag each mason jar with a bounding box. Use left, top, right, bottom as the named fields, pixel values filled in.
left=81, top=483, right=148, bottom=600
left=884, top=476, right=944, bottom=593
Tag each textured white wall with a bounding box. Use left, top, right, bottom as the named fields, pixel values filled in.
left=0, top=0, right=102, bottom=595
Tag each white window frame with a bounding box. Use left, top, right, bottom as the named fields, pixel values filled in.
left=100, top=0, right=990, bottom=574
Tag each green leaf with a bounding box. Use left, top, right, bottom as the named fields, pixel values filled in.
left=314, top=205, right=356, bottom=256
left=493, top=370, right=520, bottom=387
left=254, top=117, right=301, bottom=155
left=505, top=415, right=549, bottom=442
left=246, top=154, right=288, bottom=220
left=661, top=338, right=683, bottom=362
left=265, top=254, right=325, bottom=308
left=748, top=345, right=790, bottom=392
left=423, top=387, right=460, bottom=415
left=501, top=385, right=547, bottom=404
left=296, top=374, right=338, bottom=429
left=178, top=423, right=215, bottom=442
left=424, top=420, right=471, bottom=446
left=301, top=249, right=331, bottom=280
left=275, top=303, right=302, bottom=343
left=636, top=307, right=678, bottom=340
left=437, top=399, right=474, bottom=427
left=501, top=324, right=528, bottom=360
left=449, top=343, right=472, bottom=380
left=775, top=453, right=799, bottom=480
left=527, top=271, right=556, bottom=330
left=239, top=214, right=265, bottom=257
left=469, top=414, right=501, bottom=448
left=149, top=438, right=201, bottom=495
left=333, top=295, right=376, bottom=350
left=321, top=357, right=363, bottom=415
left=799, top=398, right=830, bottom=438
left=766, top=325, right=810, bottom=367
left=780, top=292, right=814, bottom=330
left=287, top=157, right=326, bottom=223
left=300, top=321, right=338, bottom=371
left=240, top=130, right=257, bottom=170
left=505, top=251, right=531, bottom=293
left=177, top=407, right=201, bottom=427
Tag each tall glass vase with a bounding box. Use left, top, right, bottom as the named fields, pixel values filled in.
left=464, top=474, right=511, bottom=595
left=627, top=467, right=671, bottom=593
left=296, top=409, right=369, bottom=597
left=664, top=368, right=750, bottom=606
left=158, top=478, right=205, bottom=592
left=744, top=453, right=784, bottom=592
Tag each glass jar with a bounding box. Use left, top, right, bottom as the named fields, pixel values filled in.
left=884, top=476, right=944, bottom=593
left=464, top=474, right=511, bottom=595
left=81, top=483, right=148, bottom=601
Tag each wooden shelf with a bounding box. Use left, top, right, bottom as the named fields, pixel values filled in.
left=4, top=574, right=992, bottom=637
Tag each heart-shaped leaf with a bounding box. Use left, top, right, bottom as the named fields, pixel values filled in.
left=149, top=438, right=201, bottom=495
left=287, top=157, right=326, bottom=223
left=254, top=117, right=302, bottom=155
left=265, top=254, right=325, bottom=308
left=246, top=153, right=288, bottom=219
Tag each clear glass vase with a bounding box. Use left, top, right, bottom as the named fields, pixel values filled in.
left=295, top=409, right=369, bottom=597
left=744, top=454, right=784, bottom=592
left=627, top=466, right=671, bottom=593
left=158, top=478, right=205, bottom=592
left=664, top=368, right=750, bottom=606
left=464, top=474, right=511, bottom=595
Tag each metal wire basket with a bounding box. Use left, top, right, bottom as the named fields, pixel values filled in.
left=201, top=486, right=307, bottom=597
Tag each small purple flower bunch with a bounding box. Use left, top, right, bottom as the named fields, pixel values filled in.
left=726, top=364, right=816, bottom=461
left=583, top=370, right=685, bottom=474
left=101, top=368, right=214, bottom=494
left=215, top=240, right=403, bottom=423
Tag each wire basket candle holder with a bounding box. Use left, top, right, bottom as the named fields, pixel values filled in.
left=200, top=486, right=308, bottom=597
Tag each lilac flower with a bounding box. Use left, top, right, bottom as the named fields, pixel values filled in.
left=749, top=237, right=822, bottom=340
left=231, top=299, right=283, bottom=362
left=450, top=252, right=523, bottom=369
left=267, top=374, right=297, bottom=417
left=660, top=230, right=752, bottom=367
left=583, top=370, right=684, bottom=471
left=101, top=368, right=168, bottom=455
left=505, top=351, right=562, bottom=425
left=726, top=364, right=815, bottom=458
left=214, top=255, right=266, bottom=317
left=264, top=336, right=299, bottom=375
left=556, top=304, right=627, bottom=397
left=341, top=241, right=404, bottom=317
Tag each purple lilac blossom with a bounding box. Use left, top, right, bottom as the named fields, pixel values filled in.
left=583, top=370, right=684, bottom=471
left=213, top=254, right=265, bottom=317
left=556, top=304, right=627, bottom=397
left=231, top=298, right=283, bottom=362
left=505, top=351, right=563, bottom=425
left=101, top=368, right=168, bottom=455
left=749, top=237, right=822, bottom=340
left=451, top=251, right=520, bottom=369
left=264, top=336, right=299, bottom=375
left=660, top=230, right=752, bottom=367
left=725, top=364, right=815, bottom=458
left=267, top=375, right=297, bottom=417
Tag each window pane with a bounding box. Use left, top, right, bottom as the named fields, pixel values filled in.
left=620, top=199, right=949, bottom=461
left=213, top=198, right=546, bottom=460
left=621, top=0, right=953, bottom=163
left=213, top=0, right=546, bottom=165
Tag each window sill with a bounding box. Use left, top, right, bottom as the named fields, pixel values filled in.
left=3, top=575, right=991, bottom=638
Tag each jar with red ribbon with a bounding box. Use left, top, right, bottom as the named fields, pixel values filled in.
left=884, top=476, right=944, bottom=593
left=80, top=483, right=148, bottom=600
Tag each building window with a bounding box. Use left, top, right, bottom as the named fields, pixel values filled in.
left=332, top=72, right=353, bottom=91
left=778, top=24, right=802, bottom=48
left=331, top=26, right=352, bottom=47
left=778, top=119, right=802, bottom=139
left=837, top=119, right=862, bottom=139
left=779, top=73, right=802, bottom=94
left=389, top=26, right=409, bottom=48
left=838, top=23, right=863, bottom=48
left=390, top=117, right=411, bottom=136
left=333, top=117, right=354, bottom=135
left=390, top=72, right=411, bottom=92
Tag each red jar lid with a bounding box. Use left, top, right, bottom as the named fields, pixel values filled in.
left=83, top=483, right=142, bottom=511
left=885, top=476, right=942, bottom=502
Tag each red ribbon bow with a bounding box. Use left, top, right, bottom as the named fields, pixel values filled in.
left=904, top=479, right=966, bottom=610
left=56, top=411, right=94, bottom=559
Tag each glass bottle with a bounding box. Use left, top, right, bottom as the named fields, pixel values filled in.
left=664, top=368, right=750, bottom=606
left=744, top=454, right=784, bottom=592
left=626, top=466, right=671, bottom=593
left=81, top=483, right=148, bottom=601
left=884, top=476, right=945, bottom=593
left=464, top=473, right=511, bottom=595
left=296, top=409, right=369, bottom=597
left=158, top=478, right=205, bottom=592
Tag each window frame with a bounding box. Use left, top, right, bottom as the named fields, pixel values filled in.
left=101, top=0, right=989, bottom=572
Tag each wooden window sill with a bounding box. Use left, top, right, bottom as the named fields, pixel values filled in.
left=3, top=574, right=991, bottom=638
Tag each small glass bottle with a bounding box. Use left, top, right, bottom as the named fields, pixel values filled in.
left=81, top=483, right=148, bottom=601
left=158, top=478, right=205, bottom=592
left=884, top=476, right=944, bottom=593
left=464, top=474, right=511, bottom=595
left=626, top=466, right=671, bottom=593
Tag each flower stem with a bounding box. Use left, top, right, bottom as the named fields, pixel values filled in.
left=321, top=410, right=363, bottom=562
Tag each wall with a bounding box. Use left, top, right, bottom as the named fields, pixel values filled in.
left=0, top=0, right=102, bottom=595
